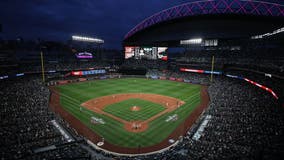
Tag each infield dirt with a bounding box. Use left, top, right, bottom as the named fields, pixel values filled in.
left=81, top=93, right=185, bottom=133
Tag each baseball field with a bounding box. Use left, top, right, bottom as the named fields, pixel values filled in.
left=55, top=78, right=203, bottom=149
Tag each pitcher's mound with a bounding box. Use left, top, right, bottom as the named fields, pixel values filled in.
left=130, top=106, right=140, bottom=111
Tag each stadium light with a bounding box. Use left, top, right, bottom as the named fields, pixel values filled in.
left=180, top=38, right=202, bottom=45
left=72, top=35, right=104, bottom=44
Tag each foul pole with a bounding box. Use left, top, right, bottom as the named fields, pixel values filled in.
left=210, top=55, right=215, bottom=82
left=40, top=51, right=45, bottom=83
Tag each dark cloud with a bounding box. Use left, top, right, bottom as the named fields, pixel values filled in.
left=0, top=0, right=283, bottom=49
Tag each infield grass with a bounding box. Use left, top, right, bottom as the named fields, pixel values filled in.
left=57, top=78, right=202, bottom=148
left=103, top=98, right=165, bottom=121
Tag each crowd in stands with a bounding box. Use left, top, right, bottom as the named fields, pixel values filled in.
left=186, top=77, right=284, bottom=159
left=146, top=69, right=210, bottom=85
left=21, top=61, right=112, bottom=73
left=0, top=77, right=91, bottom=159
left=0, top=61, right=116, bottom=77
left=121, top=59, right=168, bottom=70
left=179, top=45, right=284, bottom=75
left=1, top=59, right=284, bottom=159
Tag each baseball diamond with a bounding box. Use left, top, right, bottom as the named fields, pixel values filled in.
left=49, top=78, right=209, bottom=154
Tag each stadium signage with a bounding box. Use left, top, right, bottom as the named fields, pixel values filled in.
left=180, top=68, right=222, bottom=75
left=150, top=75, right=158, bottom=79
left=71, top=69, right=106, bottom=76
left=180, top=69, right=279, bottom=99
left=76, top=52, right=93, bottom=59
left=0, top=75, right=8, bottom=79
left=225, top=74, right=242, bottom=79
left=244, top=78, right=278, bottom=99
left=226, top=74, right=278, bottom=99
left=16, top=73, right=24, bottom=77
left=204, top=71, right=222, bottom=75
left=264, top=73, right=272, bottom=78
left=180, top=68, right=204, bottom=73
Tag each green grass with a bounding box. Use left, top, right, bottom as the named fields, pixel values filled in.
left=103, top=98, right=165, bottom=121
left=57, top=78, right=202, bottom=148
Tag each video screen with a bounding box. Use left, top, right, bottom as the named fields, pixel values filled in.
left=76, top=52, right=93, bottom=59
left=125, top=46, right=167, bottom=60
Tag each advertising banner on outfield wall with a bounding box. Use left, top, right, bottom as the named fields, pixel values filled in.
left=150, top=75, right=158, bottom=79
left=159, top=76, right=167, bottom=80
left=183, top=79, right=191, bottom=83
left=71, top=69, right=106, bottom=76
left=180, top=68, right=222, bottom=75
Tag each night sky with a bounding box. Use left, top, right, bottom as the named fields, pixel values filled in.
left=0, top=0, right=283, bottom=49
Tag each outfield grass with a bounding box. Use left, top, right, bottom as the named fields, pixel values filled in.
left=57, top=78, right=202, bottom=148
